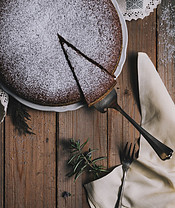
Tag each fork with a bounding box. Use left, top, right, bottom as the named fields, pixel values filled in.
left=115, top=142, right=136, bottom=208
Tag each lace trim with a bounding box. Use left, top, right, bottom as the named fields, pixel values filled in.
left=0, top=89, right=9, bottom=123
left=117, top=0, right=161, bottom=21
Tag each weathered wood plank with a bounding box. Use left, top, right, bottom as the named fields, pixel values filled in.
left=108, top=11, right=157, bottom=167
left=157, top=0, right=175, bottom=101
left=57, top=107, right=108, bottom=208
left=0, top=122, right=4, bottom=208
left=5, top=110, right=56, bottom=208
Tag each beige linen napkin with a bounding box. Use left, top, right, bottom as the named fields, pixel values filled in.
left=84, top=52, right=175, bottom=208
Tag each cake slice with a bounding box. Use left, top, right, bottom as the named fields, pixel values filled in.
left=58, top=34, right=116, bottom=107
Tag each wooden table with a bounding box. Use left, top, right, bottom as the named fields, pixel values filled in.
left=0, top=0, right=174, bottom=207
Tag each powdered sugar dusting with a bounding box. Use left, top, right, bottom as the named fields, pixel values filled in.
left=158, top=1, right=175, bottom=66
left=0, top=0, right=122, bottom=105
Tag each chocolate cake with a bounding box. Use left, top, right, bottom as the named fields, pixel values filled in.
left=0, top=0, right=122, bottom=106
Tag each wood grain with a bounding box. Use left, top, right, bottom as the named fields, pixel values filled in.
left=4, top=110, right=56, bottom=208
left=157, top=0, right=175, bottom=101
left=108, top=12, right=157, bottom=167
left=57, top=107, right=108, bottom=208
left=0, top=123, right=4, bottom=208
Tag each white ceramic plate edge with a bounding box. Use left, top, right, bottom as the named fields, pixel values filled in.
left=112, top=0, right=128, bottom=79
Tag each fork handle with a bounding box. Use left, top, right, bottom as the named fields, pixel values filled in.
left=115, top=170, right=127, bottom=208
left=113, top=105, right=173, bottom=161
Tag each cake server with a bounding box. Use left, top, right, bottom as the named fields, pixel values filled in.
left=94, top=88, right=173, bottom=161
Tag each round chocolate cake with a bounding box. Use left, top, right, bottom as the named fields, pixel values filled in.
left=0, top=0, right=122, bottom=106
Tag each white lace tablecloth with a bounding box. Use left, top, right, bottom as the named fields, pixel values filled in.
left=0, top=89, right=9, bottom=123
left=117, top=0, right=161, bottom=20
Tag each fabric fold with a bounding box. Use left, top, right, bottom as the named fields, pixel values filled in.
left=84, top=52, right=175, bottom=208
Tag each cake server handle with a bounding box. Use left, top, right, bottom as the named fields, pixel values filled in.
left=94, top=89, right=173, bottom=161
left=113, top=104, right=173, bottom=161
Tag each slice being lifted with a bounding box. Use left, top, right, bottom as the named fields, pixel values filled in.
left=58, top=34, right=116, bottom=107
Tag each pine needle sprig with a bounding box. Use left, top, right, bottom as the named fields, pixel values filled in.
left=8, top=97, right=35, bottom=135
left=67, top=139, right=108, bottom=181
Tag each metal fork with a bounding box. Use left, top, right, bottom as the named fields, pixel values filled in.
left=115, top=142, right=136, bottom=208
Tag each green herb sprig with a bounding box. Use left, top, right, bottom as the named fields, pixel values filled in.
left=67, top=139, right=107, bottom=181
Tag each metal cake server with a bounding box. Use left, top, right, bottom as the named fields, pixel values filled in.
left=94, top=89, right=173, bottom=161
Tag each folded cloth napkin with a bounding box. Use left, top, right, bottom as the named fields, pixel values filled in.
left=0, top=88, right=9, bottom=123
left=84, top=52, right=175, bottom=208
left=116, top=0, right=161, bottom=21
